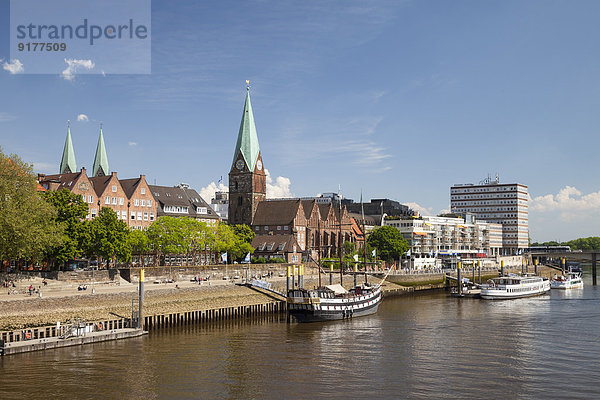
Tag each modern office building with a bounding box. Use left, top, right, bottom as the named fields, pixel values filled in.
left=450, top=176, right=528, bottom=254
left=385, top=214, right=503, bottom=268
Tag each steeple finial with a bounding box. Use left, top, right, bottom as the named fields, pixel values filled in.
left=246, top=80, right=250, bottom=91
left=60, top=120, right=77, bottom=174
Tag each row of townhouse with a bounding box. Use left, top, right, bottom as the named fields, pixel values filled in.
left=38, top=168, right=220, bottom=230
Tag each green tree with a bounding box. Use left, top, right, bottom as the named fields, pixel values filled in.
left=146, top=216, right=187, bottom=259
left=127, top=229, right=150, bottom=265
left=367, top=226, right=409, bottom=262
left=231, top=224, right=255, bottom=261
left=44, top=188, right=90, bottom=268
left=0, top=148, right=63, bottom=264
left=565, top=237, right=600, bottom=251
left=181, top=218, right=212, bottom=265
left=232, top=224, right=255, bottom=244
left=86, top=207, right=131, bottom=267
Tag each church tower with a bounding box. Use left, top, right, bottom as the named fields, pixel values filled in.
left=228, top=83, right=266, bottom=226
left=92, top=123, right=110, bottom=177
left=59, top=120, right=77, bottom=174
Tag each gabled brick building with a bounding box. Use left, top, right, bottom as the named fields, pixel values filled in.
left=252, top=199, right=307, bottom=249
left=251, top=198, right=354, bottom=260
left=120, top=175, right=156, bottom=229
left=89, top=172, right=130, bottom=224
left=38, top=168, right=98, bottom=219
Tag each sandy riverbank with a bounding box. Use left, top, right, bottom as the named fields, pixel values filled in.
left=0, top=273, right=409, bottom=331
left=0, top=266, right=562, bottom=331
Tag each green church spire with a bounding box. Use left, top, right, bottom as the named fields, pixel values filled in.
left=92, top=123, right=109, bottom=177
left=232, top=82, right=261, bottom=170
left=60, top=120, right=77, bottom=174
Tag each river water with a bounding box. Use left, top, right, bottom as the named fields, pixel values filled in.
left=1, top=274, right=600, bottom=400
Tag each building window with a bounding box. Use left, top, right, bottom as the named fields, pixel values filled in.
left=134, top=199, right=139, bottom=206
left=141, top=188, right=146, bottom=194
left=277, top=226, right=281, bottom=230
left=255, top=227, right=259, bottom=231
left=147, top=200, right=152, bottom=207
left=265, top=226, right=268, bottom=231
left=112, top=185, right=117, bottom=192
left=91, top=208, right=97, bottom=218
left=284, top=226, right=288, bottom=231
left=88, top=195, right=93, bottom=203
left=112, top=197, right=117, bottom=205
left=131, top=212, right=136, bottom=220
left=137, top=211, right=142, bottom=220
left=116, top=210, right=120, bottom=219
left=150, top=212, right=155, bottom=221
left=141, top=199, right=146, bottom=207
left=105, top=196, right=110, bottom=204
left=144, top=212, right=148, bottom=221
left=119, top=198, right=124, bottom=205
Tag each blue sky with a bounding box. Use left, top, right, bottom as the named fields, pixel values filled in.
left=1, top=0, right=600, bottom=242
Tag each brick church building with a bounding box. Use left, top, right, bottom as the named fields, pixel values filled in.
left=227, top=85, right=355, bottom=262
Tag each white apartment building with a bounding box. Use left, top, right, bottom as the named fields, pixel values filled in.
left=385, top=215, right=503, bottom=268
left=450, top=179, right=528, bottom=255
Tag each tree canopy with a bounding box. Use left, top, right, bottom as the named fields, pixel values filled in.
left=367, top=226, right=409, bottom=262
left=532, top=237, right=600, bottom=251
left=86, top=207, right=131, bottom=267
left=44, top=189, right=90, bottom=266
left=0, top=148, right=63, bottom=263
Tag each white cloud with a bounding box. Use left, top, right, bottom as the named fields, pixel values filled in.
left=3, top=59, right=24, bottom=74
left=76, top=114, right=89, bottom=122
left=0, top=112, right=16, bottom=122
left=128, top=142, right=138, bottom=147
left=530, top=186, right=600, bottom=212
left=265, top=168, right=293, bottom=199
left=403, top=202, right=433, bottom=216
left=199, top=170, right=293, bottom=201
left=61, top=59, right=95, bottom=81
left=199, top=181, right=228, bottom=203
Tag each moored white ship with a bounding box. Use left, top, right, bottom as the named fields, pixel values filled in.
left=480, top=274, right=550, bottom=300
left=551, top=271, right=584, bottom=290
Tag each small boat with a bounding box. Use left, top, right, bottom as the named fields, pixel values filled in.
left=480, top=274, right=550, bottom=300
left=287, top=282, right=383, bottom=322
left=450, top=280, right=481, bottom=298
left=551, top=271, right=583, bottom=290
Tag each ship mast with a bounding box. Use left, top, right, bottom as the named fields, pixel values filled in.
left=362, top=191, right=368, bottom=284
left=338, top=186, right=343, bottom=287
left=317, top=215, right=322, bottom=288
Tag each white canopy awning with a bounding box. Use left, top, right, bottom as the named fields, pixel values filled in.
left=325, top=284, right=348, bottom=295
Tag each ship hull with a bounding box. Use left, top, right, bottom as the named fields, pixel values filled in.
left=287, top=287, right=382, bottom=323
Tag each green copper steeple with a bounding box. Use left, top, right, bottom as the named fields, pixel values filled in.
left=92, top=123, right=109, bottom=177
left=232, top=83, right=261, bottom=170
left=60, top=121, right=77, bottom=174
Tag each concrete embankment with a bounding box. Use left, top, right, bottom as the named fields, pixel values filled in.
left=2, top=328, right=146, bottom=356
